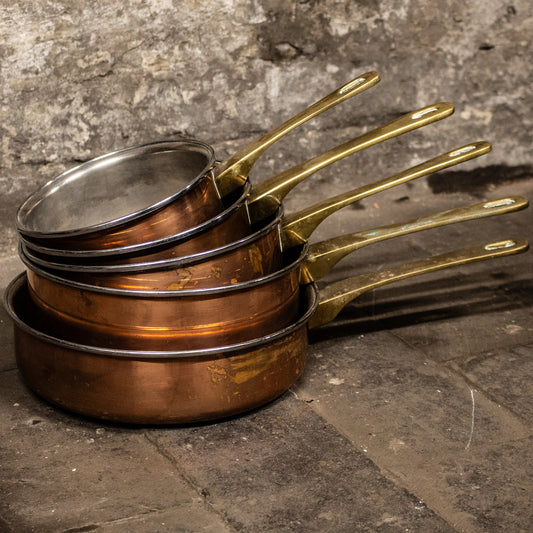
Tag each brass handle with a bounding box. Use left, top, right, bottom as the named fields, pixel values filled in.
left=214, top=71, right=380, bottom=197
left=281, top=141, right=491, bottom=248
left=308, top=238, right=529, bottom=329
left=301, top=196, right=529, bottom=283
left=248, top=101, right=455, bottom=221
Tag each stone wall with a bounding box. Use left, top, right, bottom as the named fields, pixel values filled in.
left=1, top=0, right=531, bottom=255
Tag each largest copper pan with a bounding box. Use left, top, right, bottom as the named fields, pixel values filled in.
left=17, top=72, right=380, bottom=253
left=20, top=100, right=454, bottom=259
left=5, top=239, right=528, bottom=424
left=21, top=196, right=528, bottom=351
left=20, top=142, right=496, bottom=290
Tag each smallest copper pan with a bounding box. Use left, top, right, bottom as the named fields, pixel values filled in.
left=17, top=140, right=223, bottom=250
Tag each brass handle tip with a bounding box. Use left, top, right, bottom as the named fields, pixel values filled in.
left=484, top=239, right=528, bottom=251
left=339, top=72, right=380, bottom=95
left=449, top=141, right=492, bottom=157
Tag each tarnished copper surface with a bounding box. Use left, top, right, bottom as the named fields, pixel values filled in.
left=22, top=211, right=284, bottom=291
left=6, top=238, right=528, bottom=424
left=145, top=198, right=252, bottom=259
left=24, top=250, right=304, bottom=350
left=34, top=231, right=282, bottom=291
left=6, top=274, right=314, bottom=424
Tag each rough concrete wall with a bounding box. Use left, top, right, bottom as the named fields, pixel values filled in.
left=1, top=0, right=532, bottom=255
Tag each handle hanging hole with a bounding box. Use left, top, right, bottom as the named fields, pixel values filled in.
left=449, top=145, right=477, bottom=157
left=339, top=77, right=366, bottom=94
left=483, top=198, right=516, bottom=209
left=485, top=240, right=516, bottom=250
left=411, top=107, right=438, bottom=120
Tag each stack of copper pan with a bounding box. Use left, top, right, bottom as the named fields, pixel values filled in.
left=5, top=72, right=529, bottom=424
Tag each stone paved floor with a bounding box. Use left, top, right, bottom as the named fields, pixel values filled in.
left=1, top=177, right=532, bottom=532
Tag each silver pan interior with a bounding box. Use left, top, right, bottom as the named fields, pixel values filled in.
left=17, top=140, right=215, bottom=236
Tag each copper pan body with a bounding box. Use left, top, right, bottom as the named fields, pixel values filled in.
left=23, top=245, right=307, bottom=351
left=5, top=274, right=317, bottom=424
left=17, top=141, right=228, bottom=250
left=6, top=239, right=528, bottom=424
left=21, top=208, right=285, bottom=291
left=21, top=180, right=253, bottom=260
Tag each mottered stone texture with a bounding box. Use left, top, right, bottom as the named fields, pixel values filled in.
left=1, top=0, right=532, bottom=256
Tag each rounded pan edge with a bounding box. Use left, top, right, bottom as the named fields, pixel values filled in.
left=4, top=272, right=319, bottom=360
left=20, top=174, right=251, bottom=259
left=20, top=238, right=310, bottom=298
left=17, top=140, right=217, bottom=239
left=21, top=203, right=284, bottom=273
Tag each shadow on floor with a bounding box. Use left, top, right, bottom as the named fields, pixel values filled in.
left=309, top=273, right=532, bottom=343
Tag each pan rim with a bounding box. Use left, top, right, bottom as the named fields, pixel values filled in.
left=20, top=206, right=284, bottom=273
left=21, top=238, right=310, bottom=297
left=4, top=272, right=319, bottom=359
left=20, top=179, right=252, bottom=259
left=16, top=139, right=217, bottom=239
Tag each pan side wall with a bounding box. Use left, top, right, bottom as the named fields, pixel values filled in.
left=13, top=323, right=309, bottom=424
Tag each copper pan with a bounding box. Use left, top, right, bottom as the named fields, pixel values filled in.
left=17, top=72, right=379, bottom=252
left=5, top=238, right=528, bottom=424
left=20, top=142, right=516, bottom=291
left=21, top=196, right=528, bottom=351
left=20, top=100, right=454, bottom=259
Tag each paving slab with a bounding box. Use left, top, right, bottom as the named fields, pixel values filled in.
left=433, top=437, right=532, bottom=533
left=150, top=394, right=455, bottom=532
left=293, top=328, right=532, bottom=532
left=449, top=344, right=533, bottom=423
left=0, top=370, right=233, bottom=533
